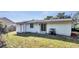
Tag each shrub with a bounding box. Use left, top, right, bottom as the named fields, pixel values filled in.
left=0, top=23, right=7, bottom=47
left=8, top=25, right=16, bottom=32
left=71, top=32, right=77, bottom=37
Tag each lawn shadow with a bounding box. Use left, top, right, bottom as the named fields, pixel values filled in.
left=13, top=33, right=79, bottom=44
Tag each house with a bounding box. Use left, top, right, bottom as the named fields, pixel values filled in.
left=16, top=19, right=72, bottom=36
left=0, top=17, right=16, bottom=31
left=0, top=17, right=15, bottom=27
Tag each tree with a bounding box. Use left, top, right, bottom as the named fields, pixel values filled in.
left=64, top=15, right=71, bottom=18
left=44, top=12, right=71, bottom=20
left=44, top=16, right=53, bottom=20
left=56, top=12, right=71, bottom=19
left=0, top=22, right=7, bottom=47
left=56, top=12, right=65, bottom=19
left=73, top=12, right=79, bottom=22
left=72, top=12, right=79, bottom=30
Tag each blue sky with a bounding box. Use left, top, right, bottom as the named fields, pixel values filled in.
left=0, top=11, right=76, bottom=22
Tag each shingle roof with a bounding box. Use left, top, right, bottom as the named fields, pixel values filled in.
left=0, top=17, right=15, bottom=24
left=16, top=19, right=72, bottom=24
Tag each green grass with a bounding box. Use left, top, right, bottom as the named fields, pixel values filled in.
left=5, top=32, right=79, bottom=48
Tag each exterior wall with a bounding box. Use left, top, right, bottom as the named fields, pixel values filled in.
left=26, top=24, right=40, bottom=33
left=16, top=22, right=72, bottom=36
left=16, top=24, right=21, bottom=33
left=47, top=23, right=72, bottom=36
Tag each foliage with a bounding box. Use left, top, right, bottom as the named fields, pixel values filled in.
left=71, top=32, right=77, bottom=37
left=73, top=12, right=79, bottom=21
left=72, top=12, right=79, bottom=29
left=44, top=16, right=53, bottom=20
left=56, top=12, right=71, bottom=19
left=0, top=24, right=8, bottom=34
left=8, top=25, right=16, bottom=32
left=44, top=12, right=71, bottom=20
left=56, top=12, right=65, bottom=19
left=72, top=12, right=79, bottom=25
left=0, top=22, right=8, bottom=47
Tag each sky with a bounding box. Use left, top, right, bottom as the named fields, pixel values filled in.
left=0, top=11, right=77, bottom=22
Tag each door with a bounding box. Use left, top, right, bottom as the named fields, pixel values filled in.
left=40, top=24, right=47, bottom=33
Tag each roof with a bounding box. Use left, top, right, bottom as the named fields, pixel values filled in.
left=16, top=19, right=72, bottom=24
left=0, top=17, right=15, bottom=25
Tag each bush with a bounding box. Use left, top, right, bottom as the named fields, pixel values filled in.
left=0, top=23, right=7, bottom=47
left=8, top=25, right=16, bottom=32
left=71, top=32, right=77, bottom=37
left=0, top=38, right=6, bottom=48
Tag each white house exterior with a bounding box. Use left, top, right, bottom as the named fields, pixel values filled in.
left=16, top=19, right=72, bottom=36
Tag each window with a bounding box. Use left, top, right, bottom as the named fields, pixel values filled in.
left=30, top=23, right=34, bottom=28
left=41, top=24, right=46, bottom=31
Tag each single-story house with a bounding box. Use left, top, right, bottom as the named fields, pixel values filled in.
left=16, top=19, right=73, bottom=36
left=0, top=17, right=16, bottom=31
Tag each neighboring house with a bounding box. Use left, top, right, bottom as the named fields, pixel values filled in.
left=0, top=17, right=15, bottom=27
left=0, top=17, right=16, bottom=31
left=16, top=19, right=72, bottom=36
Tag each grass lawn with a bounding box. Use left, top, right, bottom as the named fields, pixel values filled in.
left=5, top=32, right=79, bottom=48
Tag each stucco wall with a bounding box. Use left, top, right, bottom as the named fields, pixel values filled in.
left=16, top=24, right=21, bottom=33
left=16, top=23, right=72, bottom=36
left=47, top=23, right=72, bottom=36
left=26, top=24, right=40, bottom=33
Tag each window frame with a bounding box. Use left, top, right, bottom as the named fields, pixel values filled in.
left=30, top=23, right=34, bottom=28
left=41, top=24, right=46, bottom=31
